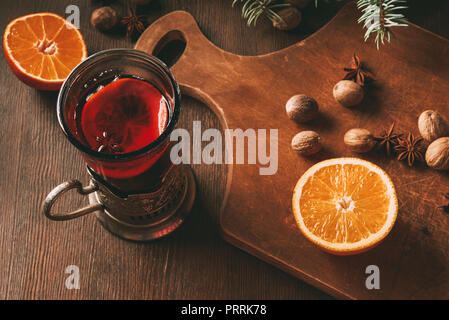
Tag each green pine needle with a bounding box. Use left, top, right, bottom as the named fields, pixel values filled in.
left=315, top=1, right=407, bottom=48
left=233, top=0, right=408, bottom=49
left=232, top=0, right=291, bottom=26
left=357, top=0, right=408, bottom=49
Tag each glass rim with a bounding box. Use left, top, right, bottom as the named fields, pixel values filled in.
left=57, top=48, right=181, bottom=161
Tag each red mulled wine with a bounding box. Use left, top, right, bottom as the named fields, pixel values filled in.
left=74, top=76, right=174, bottom=193
left=80, top=77, right=168, bottom=155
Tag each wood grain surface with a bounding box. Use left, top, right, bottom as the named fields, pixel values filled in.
left=1, top=0, right=448, bottom=300
left=135, top=3, right=449, bottom=300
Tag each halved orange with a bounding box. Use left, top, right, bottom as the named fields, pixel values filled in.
left=292, top=158, right=398, bottom=255
left=3, top=13, right=87, bottom=91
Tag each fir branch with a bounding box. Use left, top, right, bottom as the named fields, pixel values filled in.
left=232, top=0, right=291, bottom=26
left=314, top=0, right=408, bottom=48
left=357, top=0, right=408, bottom=49
left=234, top=0, right=409, bottom=49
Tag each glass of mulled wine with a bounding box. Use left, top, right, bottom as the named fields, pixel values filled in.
left=57, top=49, right=180, bottom=195
left=44, top=49, right=195, bottom=241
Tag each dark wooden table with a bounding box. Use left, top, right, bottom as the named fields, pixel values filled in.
left=1, top=0, right=448, bottom=300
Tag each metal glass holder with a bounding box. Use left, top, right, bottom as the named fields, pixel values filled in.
left=42, top=165, right=196, bottom=241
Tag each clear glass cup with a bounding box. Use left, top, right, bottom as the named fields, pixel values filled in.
left=57, top=49, right=181, bottom=194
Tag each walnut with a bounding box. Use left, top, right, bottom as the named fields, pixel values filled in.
left=333, top=80, right=364, bottom=107
left=286, top=94, right=319, bottom=123
left=344, top=128, right=376, bottom=153
left=291, top=131, right=322, bottom=156
left=425, top=137, right=449, bottom=170
left=418, top=110, right=448, bottom=142
left=273, top=7, right=302, bottom=30
left=91, top=7, right=118, bottom=32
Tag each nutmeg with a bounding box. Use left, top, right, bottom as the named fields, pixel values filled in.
left=291, top=131, right=322, bottom=156
left=425, top=137, right=449, bottom=170
left=333, top=80, right=364, bottom=107
left=273, top=7, right=302, bottom=30
left=418, top=110, right=448, bottom=142
left=286, top=94, right=318, bottom=123
left=91, top=7, right=118, bottom=31
left=344, top=128, right=376, bottom=153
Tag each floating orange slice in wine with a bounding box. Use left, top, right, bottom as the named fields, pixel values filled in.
left=292, top=158, right=398, bottom=255
left=3, top=13, right=87, bottom=90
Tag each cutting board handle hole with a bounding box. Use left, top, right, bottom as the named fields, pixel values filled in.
left=152, top=30, right=186, bottom=68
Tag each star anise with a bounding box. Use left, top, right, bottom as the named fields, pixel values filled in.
left=121, top=5, right=146, bottom=38
left=394, top=132, right=426, bottom=167
left=375, top=122, right=402, bottom=156
left=96, top=131, right=123, bottom=154
left=343, top=54, right=374, bottom=87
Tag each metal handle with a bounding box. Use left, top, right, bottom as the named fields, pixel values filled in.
left=41, top=180, right=103, bottom=221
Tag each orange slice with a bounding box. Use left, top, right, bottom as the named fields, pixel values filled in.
left=292, top=158, right=398, bottom=255
left=3, top=13, right=87, bottom=91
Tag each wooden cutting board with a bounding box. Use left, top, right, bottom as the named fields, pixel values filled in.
left=136, top=2, right=449, bottom=299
